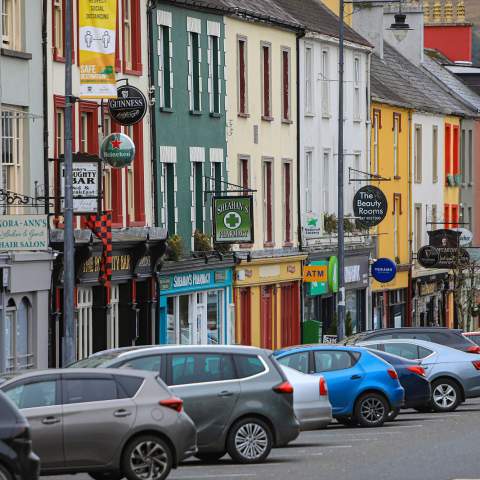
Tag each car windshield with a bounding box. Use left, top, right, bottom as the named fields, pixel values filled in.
left=68, top=353, right=121, bottom=368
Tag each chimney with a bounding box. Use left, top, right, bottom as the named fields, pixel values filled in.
left=383, top=2, right=424, bottom=66
left=351, top=3, right=385, bottom=59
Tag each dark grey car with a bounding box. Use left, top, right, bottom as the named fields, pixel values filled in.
left=71, top=345, right=300, bottom=463
left=0, top=369, right=197, bottom=480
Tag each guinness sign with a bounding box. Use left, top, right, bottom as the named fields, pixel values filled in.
left=108, top=85, right=147, bottom=126
left=417, top=245, right=440, bottom=268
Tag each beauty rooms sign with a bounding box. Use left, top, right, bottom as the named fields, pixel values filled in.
left=353, top=185, right=388, bottom=228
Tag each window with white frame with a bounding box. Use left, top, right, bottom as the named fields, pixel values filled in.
left=305, top=45, right=313, bottom=114
left=76, top=287, right=93, bottom=361
left=237, top=36, right=248, bottom=115
left=282, top=161, right=292, bottom=243
left=373, top=111, right=380, bottom=175
left=261, top=42, right=272, bottom=119
left=163, top=162, right=176, bottom=234
left=415, top=204, right=422, bottom=256
left=187, top=18, right=202, bottom=112
left=322, top=150, right=330, bottom=213
left=158, top=11, right=173, bottom=110
left=263, top=159, right=274, bottom=244
left=321, top=49, right=330, bottom=116
left=80, top=112, right=89, bottom=153
left=123, top=0, right=133, bottom=70
left=2, top=0, right=21, bottom=50
left=281, top=47, right=291, bottom=122
left=432, top=125, right=438, bottom=183
left=107, top=285, right=119, bottom=349
left=208, top=22, right=221, bottom=115
left=305, top=150, right=313, bottom=213
left=353, top=57, right=360, bottom=120
left=414, top=124, right=422, bottom=183
left=1, top=108, right=24, bottom=212
left=4, top=298, right=32, bottom=373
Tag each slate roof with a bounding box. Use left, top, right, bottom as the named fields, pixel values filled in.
left=422, top=51, right=480, bottom=113
left=371, top=42, right=477, bottom=117
left=272, top=0, right=371, bottom=47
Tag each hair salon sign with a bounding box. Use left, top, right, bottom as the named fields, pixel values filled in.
left=0, top=215, right=49, bottom=251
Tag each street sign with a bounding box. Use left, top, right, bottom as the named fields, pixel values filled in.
left=100, top=132, right=136, bottom=168
left=213, top=196, right=254, bottom=244
left=303, top=265, right=328, bottom=283
left=371, top=258, right=397, bottom=283
left=452, top=227, right=473, bottom=247
left=353, top=185, right=387, bottom=228
left=417, top=245, right=440, bottom=268
left=108, top=85, right=147, bottom=126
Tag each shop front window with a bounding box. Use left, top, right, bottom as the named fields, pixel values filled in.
left=345, top=290, right=358, bottom=336
left=179, top=295, right=191, bottom=344
left=207, top=291, right=223, bottom=344
left=4, top=298, right=32, bottom=373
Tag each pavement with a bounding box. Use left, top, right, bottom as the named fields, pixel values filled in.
left=47, top=398, right=480, bottom=480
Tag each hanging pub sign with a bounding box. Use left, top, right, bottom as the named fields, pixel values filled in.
left=100, top=132, right=136, bottom=168
left=213, top=196, right=254, bottom=244
left=79, top=0, right=117, bottom=99
left=421, top=229, right=471, bottom=269
left=108, top=85, right=147, bottom=126
left=371, top=258, right=397, bottom=283
left=353, top=185, right=387, bottom=228
left=60, top=156, right=101, bottom=214
left=417, top=245, right=440, bottom=268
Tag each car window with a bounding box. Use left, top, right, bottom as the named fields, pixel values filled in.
left=63, top=377, right=117, bottom=404
left=276, top=352, right=309, bottom=373
left=370, top=333, right=393, bottom=340
left=115, top=375, right=144, bottom=398
left=467, top=335, right=480, bottom=346
left=234, top=355, right=266, bottom=378
left=169, top=353, right=236, bottom=386
left=4, top=381, right=57, bottom=409
left=382, top=343, right=420, bottom=360
left=418, top=346, right=433, bottom=359
left=314, top=351, right=356, bottom=372
left=119, top=355, right=161, bottom=372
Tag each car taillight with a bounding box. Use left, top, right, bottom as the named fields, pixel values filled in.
left=472, top=360, right=480, bottom=370
left=467, top=345, right=480, bottom=354
left=273, top=381, right=294, bottom=394
left=319, top=377, right=328, bottom=396
left=159, top=396, right=183, bottom=413
left=407, top=366, right=426, bottom=377
left=387, top=369, right=398, bottom=380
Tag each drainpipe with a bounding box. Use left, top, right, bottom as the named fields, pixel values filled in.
left=42, top=0, right=49, bottom=214
left=407, top=110, right=413, bottom=326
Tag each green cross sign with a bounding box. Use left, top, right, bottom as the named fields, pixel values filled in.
left=213, top=196, right=254, bottom=244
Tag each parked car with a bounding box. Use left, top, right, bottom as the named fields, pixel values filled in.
left=463, top=331, right=480, bottom=346
left=70, top=345, right=300, bottom=463
left=0, top=369, right=197, bottom=480
left=0, top=391, right=39, bottom=480
left=358, top=338, right=480, bottom=412
left=343, top=327, right=480, bottom=354
left=273, top=345, right=404, bottom=427
left=280, top=365, right=332, bottom=430
left=366, top=349, right=431, bottom=420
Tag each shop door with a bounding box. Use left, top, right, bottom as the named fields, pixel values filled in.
left=107, top=285, right=120, bottom=349
left=76, top=287, right=93, bottom=360
left=194, top=293, right=208, bottom=344
left=239, top=288, right=251, bottom=345
left=260, top=286, right=273, bottom=349
left=281, top=283, right=299, bottom=347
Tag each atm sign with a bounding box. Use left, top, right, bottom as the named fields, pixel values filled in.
left=303, top=265, right=328, bottom=283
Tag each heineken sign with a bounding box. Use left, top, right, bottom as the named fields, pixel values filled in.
left=108, top=85, right=147, bottom=126
left=353, top=185, right=387, bottom=228
left=213, top=196, right=254, bottom=244
left=100, top=132, right=135, bottom=168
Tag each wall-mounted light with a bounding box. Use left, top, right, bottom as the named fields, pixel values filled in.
left=388, top=12, right=412, bottom=42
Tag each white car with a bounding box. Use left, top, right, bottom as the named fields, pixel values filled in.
left=280, top=365, right=332, bottom=430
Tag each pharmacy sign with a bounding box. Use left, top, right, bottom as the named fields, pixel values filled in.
left=213, top=196, right=254, bottom=244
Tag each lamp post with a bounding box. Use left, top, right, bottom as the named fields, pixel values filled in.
left=337, top=0, right=407, bottom=340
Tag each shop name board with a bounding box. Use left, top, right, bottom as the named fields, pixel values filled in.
left=83, top=254, right=130, bottom=273
left=304, top=265, right=328, bottom=283
left=61, top=161, right=100, bottom=213
left=420, top=282, right=437, bottom=296
left=213, top=196, right=254, bottom=244
left=172, top=272, right=212, bottom=289
left=417, top=229, right=470, bottom=269
left=353, top=186, right=387, bottom=228
left=0, top=215, right=48, bottom=251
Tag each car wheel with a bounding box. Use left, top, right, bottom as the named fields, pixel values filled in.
left=195, top=452, right=226, bottom=462
left=336, top=416, right=358, bottom=427
left=122, top=435, right=172, bottom=480
left=0, top=464, right=12, bottom=480
left=227, top=417, right=273, bottom=464
left=354, top=392, right=388, bottom=427
left=386, top=407, right=400, bottom=422
left=431, top=379, right=461, bottom=412
left=89, top=473, right=124, bottom=480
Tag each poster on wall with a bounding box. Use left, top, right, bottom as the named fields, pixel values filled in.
left=213, top=196, right=254, bottom=244
left=79, top=0, right=117, bottom=99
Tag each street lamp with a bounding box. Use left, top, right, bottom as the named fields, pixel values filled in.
left=337, top=0, right=408, bottom=340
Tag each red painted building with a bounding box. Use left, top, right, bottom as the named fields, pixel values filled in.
left=424, top=24, right=472, bottom=62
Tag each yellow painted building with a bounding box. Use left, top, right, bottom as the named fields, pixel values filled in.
left=370, top=102, right=411, bottom=328
left=320, top=0, right=353, bottom=24
left=224, top=14, right=303, bottom=348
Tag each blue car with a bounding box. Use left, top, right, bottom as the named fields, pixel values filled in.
left=274, top=345, right=404, bottom=427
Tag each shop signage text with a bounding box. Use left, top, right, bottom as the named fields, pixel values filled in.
left=303, top=265, right=328, bottom=283
left=371, top=258, right=397, bottom=283
left=422, top=229, right=471, bottom=269
left=100, top=133, right=136, bottom=168
left=420, top=282, right=437, bottom=296
left=83, top=255, right=130, bottom=273
left=0, top=215, right=48, bottom=251
left=213, top=196, right=254, bottom=244
left=108, top=85, right=147, bottom=126
left=353, top=186, right=387, bottom=228
left=172, top=272, right=212, bottom=289
left=308, top=261, right=329, bottom=296
left=61, top=161, right=100, bottom=213
left=303, top=213, right=322, bottom=239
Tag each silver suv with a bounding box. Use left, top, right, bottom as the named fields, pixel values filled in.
left=72, top=345, right=301, bottom=463
left=0, top=369, right=197, bottom=480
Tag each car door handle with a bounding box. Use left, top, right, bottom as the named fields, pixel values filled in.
left=218, top=391, right=234, bottom=398
left=41, top=416, right=60, bottom=425
left=114, top=409, right=132, bottom=418
left=350, top=375, right=362, bottom=380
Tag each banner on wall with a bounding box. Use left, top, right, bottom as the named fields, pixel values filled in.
left=79, top=0, right=117, bottom=99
